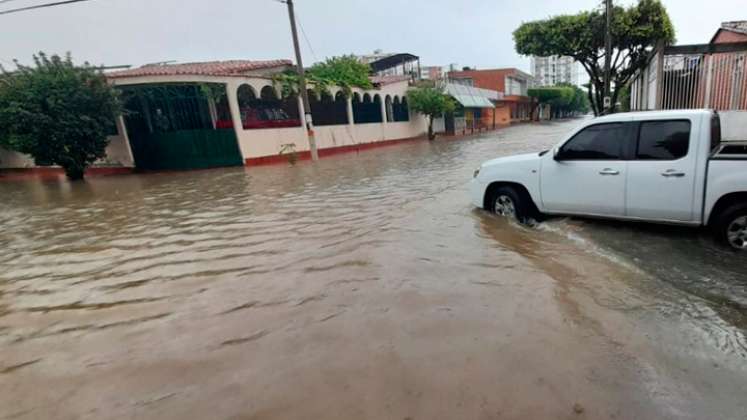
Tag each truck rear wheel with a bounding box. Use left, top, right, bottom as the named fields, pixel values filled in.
left=713, top=203, right=747, bottom=251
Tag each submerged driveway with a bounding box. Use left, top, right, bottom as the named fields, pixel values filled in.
left=1, top=119, right=746, bottom=420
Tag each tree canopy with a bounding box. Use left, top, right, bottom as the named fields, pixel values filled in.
left=0, top=53, right=121, bottom=180
left=514, top=0, right=674, bottom=115
left=274, top=55, right=373, bottom=97
left=528, top=84, right=589, bottom=118
left=528, top=86, right=575, bottom=106
left=407, top=83, right=456, bottom=140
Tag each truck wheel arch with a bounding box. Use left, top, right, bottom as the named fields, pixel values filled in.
left=484, top=182, right=541, bottom=215
left=708, top=192, right=747, bottom=226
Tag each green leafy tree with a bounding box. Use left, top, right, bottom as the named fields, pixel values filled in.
left=528, top=86, right=574, bottom=119
left=568, top=84, right=591, bottom=115
left=407, top=83, right=456, bottom=140
left=274, top=55, right=373, bottom=97
left=0, top=53, right=121, bottom=180
left=514, top=0, right=674, bottom=115
left=617, top=83, right=631, bottom=112
left=530, top=84, right=590, bottom=118
left=528, top=87, right=573, bottom=105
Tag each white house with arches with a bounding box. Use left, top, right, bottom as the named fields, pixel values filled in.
left=0, top=59, right=427, bottom=173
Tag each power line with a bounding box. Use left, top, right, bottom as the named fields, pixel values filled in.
left=0, top=0, right=101, bottom=16
left=273, top=0, right=316, bottom=62
left=296, top=13, right=318, bottom=62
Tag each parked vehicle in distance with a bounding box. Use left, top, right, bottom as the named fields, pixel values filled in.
left=470, top=110, right=747, bottom=250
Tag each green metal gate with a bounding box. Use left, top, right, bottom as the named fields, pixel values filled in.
left=121, top=84, right=243, bottom=171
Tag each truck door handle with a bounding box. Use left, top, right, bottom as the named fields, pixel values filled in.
left=599, top=168, right=620, bottom=175
left=661, top=170, right=686, bottom=178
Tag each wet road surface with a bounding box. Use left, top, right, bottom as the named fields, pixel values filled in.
left=1, top=119, right=746, bottom=420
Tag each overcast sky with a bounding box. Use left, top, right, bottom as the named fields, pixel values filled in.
left=0, top=0, right=742, bottom=74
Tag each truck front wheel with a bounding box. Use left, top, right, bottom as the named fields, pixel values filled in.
left=713, top=203, right=747, bottom=251
left=490, top=186, right=533, bottom=224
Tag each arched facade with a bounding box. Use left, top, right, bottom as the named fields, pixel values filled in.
left=236, top=83, right=301, bottom=129
left=353, top=92, right=383, bottom=124
left=392, top=95, right=410, bottom=122
left=308, top=89, right=348, bottom=126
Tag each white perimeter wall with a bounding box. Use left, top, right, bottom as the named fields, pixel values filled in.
left=221, top=78, right=427, bottom=160
left=0, top=116, right=134, bottom=169
left=1, top=75, right=427, bottom=168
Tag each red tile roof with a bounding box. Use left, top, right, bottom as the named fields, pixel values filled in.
left=107, top=59, right=293, bottom=79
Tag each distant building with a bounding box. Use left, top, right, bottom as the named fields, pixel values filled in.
left=447, top=68, right=536, bottom=122
left=358, top=50, right=420, bottom=80
left=710, top=20, right=747, bottom=44
left=530, top=56, right=578, bottom=87
left=420, top=65, right=446, bottom=81
left=443, top=82, right=508, bottom=133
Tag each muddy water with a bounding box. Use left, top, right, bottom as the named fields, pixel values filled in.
left=1, top=120, right=746, bottom=420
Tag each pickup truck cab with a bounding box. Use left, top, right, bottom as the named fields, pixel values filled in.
left=470, top=110, right=747, bottom=250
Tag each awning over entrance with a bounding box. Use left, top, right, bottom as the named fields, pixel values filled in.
left=450, top=94, right=494, bottom=108
left=119, top=83, right=243, bottom=171
left=445, top=83, right=500, bottom=108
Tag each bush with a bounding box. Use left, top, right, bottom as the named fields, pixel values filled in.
left=0, top=52, right=121, bottom=180
left=407, top=84, right=456, bottom=140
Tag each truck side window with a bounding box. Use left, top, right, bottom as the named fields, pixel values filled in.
left=636, top=120, right=690, bottom=160
left=559, top=123, right=625, bottom=160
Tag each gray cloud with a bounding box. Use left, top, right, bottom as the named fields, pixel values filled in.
left=0, top=0, right=740, bottom=73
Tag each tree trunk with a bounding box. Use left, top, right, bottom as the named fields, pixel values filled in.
left=427, top=115, right=435, bottom=140
left=586, top=85, right=599, bottom=116
left=609, top=85, right=621, bottom=114
left=64, top=165, right=85, bottom=181
left=596, top=80, right=609, bottom=115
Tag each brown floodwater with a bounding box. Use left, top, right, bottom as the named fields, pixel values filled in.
left=1, top=119, right=746, bottom=420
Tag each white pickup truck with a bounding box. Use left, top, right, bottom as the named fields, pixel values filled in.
left=470, top=110, right=747, bottom=250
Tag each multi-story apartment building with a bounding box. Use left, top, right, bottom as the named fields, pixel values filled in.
left=419, top=64, right=460, bottom=81
left=530, top=56, right=578, bottom=87
left=419, top=66, right=445, bottom=81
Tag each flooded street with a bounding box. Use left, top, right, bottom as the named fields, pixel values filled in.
left=2, top=119, right=746, bottom=420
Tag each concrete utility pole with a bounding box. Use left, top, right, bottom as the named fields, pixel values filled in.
left=285, top=0, right=319, bottom=161
left=603, top=0, right=612, bottom=114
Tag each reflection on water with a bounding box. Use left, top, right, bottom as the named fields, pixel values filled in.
left=553, top=218, right=747, bottom=314
left=1, top=119, right=746, bottom=419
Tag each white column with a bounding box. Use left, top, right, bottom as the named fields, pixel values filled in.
left=704, top=56, right=714, bottom=109
left=347, top=95, right=354, bottom=126
left=380, top=97, right=389, bottom=124
left=379, top=96, right=388, bottom=140
left=655, top=48, right=665, bottom=109
left=225, top=81, right=248, bottom=161
left=116, top=115, right=136, bottom=167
